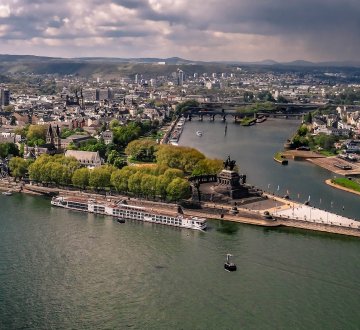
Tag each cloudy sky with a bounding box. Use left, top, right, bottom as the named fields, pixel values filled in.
left=0, top=0, right=359, bottom=62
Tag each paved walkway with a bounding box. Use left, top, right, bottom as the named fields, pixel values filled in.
left=261, top=192, right=360, bottom=229
left=273, top=202, right=359, bottom=229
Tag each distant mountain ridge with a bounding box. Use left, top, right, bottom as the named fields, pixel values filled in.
left=1, top=54, right=360, bottom=78
left=1, top=54, right=360, bottom=68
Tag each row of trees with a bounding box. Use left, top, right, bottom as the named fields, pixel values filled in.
left=110, top=165, right=190, bottom=201
left=27, top=155, right=191, bottom=201
left=28, top=155, right=81, bottom=185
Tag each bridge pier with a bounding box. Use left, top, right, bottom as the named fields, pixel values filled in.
left=210, top=115, right=215, bottom=121
left=199, top=115, right=203, bottom=121
left=222, top=115, right=226, bottom=122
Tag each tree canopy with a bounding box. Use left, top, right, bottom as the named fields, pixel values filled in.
left=175, top=100, right=199, bottom=115
left=125, top=139, right=158, bottom=162
left=26, top=125, right=47, bottom=147
left=155, top=145, right=205, bottom=173
left=0, top=142, right=19, bottom=158
left=8, top=157, right=28, bottom=179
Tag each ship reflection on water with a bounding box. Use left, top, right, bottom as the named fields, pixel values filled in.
left=216, top=220, right=239, bottom=235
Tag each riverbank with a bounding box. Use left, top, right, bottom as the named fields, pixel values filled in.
left=308, top=156, right=360, bottom=176
left=22, top=183, right=280, bottom=228
left=325, top=179, right=360, bottom=196
left=9, top=181, right=359, bottom=238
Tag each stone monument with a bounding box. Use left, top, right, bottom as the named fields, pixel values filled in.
left=213, top=155, right=249, bottom=199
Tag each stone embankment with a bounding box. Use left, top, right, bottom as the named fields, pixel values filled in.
left=264, top=193, right=360, bottom=238
left=4, top=182, right=360, bottom=238
left=0, top=178, right=22, bottom=193
left=277, top=217, right=360, bottom=238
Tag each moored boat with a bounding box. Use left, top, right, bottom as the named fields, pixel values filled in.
left=51, top=196, right=206, bottom=231
left=196, top=130, right=203, bottom=137
left=2, top=190, right=13, bottom=196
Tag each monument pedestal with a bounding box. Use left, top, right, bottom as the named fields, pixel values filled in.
left=213, top=169, right=249, bottom=199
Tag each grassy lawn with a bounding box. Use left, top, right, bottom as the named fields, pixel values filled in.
left=317, top=150, right=337, bottom=156
left=274, top=152, right=284, bottom=161
left=331, top=177, right=360, bottom=193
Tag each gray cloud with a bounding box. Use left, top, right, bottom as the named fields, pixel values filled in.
left=1, top=0, right=360, bottom=61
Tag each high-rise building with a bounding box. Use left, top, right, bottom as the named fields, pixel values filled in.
left=95, top=89, right=100, bottom=101
left=177, top=69, right=184, bottom=86
left=107, top=87, right=113, bottom=100
left=1, top=89, right=10, bottom=106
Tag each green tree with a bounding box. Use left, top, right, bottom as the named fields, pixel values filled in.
left=109, top=119, right=120, bottom=130
left=175, top=100, right=199, bottom=115
left=192, top=158, right=223, bottom=176
left=27, top=125, right=47, bottom=142
left=26, top=125, right=47, bottom=146
left=128, top=172, right=143, bottom=196
left=89, top=166, right=113, bottom=190
left=0, top=143, right=19, bottom=158
left=125, top=139, right=158, bottom=161
left=141, top=174, right=157, bottom=198
left=155, top=145, right=205, bottom=173
left=304, top=112, right=313, bottom=124
left=110, top=167, right=136, bottom=193
left=50, top=163, right=64, bottom=185
left=72, top=168, right=90, bottom=189
left=243, top=91, right=254, bottom=102
left=164, top=168, right=184, bottom=180
left=112, top=122, right=142, bottom=147
left=41, top=162, right=53, bottom=183
left=297, top=124, right=308, bottom=137
left=8, top=157, right=28, bottom=180
left=156, top=175, right=171, bottom=200
left=166, top=178, right=191, bottom=201
left=257, top=91, right=275, bottom=102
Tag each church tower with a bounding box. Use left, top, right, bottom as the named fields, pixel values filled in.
left=54, top=125, right=61, bottom=150
left=46, top=124, right=61, bottom=150
left=46, top=124, right=54, bottom=145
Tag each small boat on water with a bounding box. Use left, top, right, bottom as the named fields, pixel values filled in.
left=196, top=130, right=203, bottom=137
left=224, top=254, right=237, bottom=272
left=117, top=218, right=126, bottom=224
left=2, top=191, right=13, bottom=196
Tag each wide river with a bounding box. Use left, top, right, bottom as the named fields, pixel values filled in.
left=1, top=119, right=360, bottom=329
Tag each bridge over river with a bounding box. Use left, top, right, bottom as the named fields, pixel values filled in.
left=183, top=107, right=309, bottom=122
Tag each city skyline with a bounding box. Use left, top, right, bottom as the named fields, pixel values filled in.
left=0, top=0, right=360, bottom=62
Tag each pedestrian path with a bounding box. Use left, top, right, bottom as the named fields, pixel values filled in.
left=275, top=204, right=360, bottom=229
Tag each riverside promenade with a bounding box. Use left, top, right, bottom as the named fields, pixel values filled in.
left=3, top=180, right=359, bottom=237
left=262, top=193, right=360, bottom=237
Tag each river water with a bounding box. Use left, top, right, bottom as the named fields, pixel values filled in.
left=179, top=118, right=359, bottom=220
left=1, top=119, right=360, bottom=329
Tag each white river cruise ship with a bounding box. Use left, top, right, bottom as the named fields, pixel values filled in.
left=51, top=196, right=206, bottom=231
